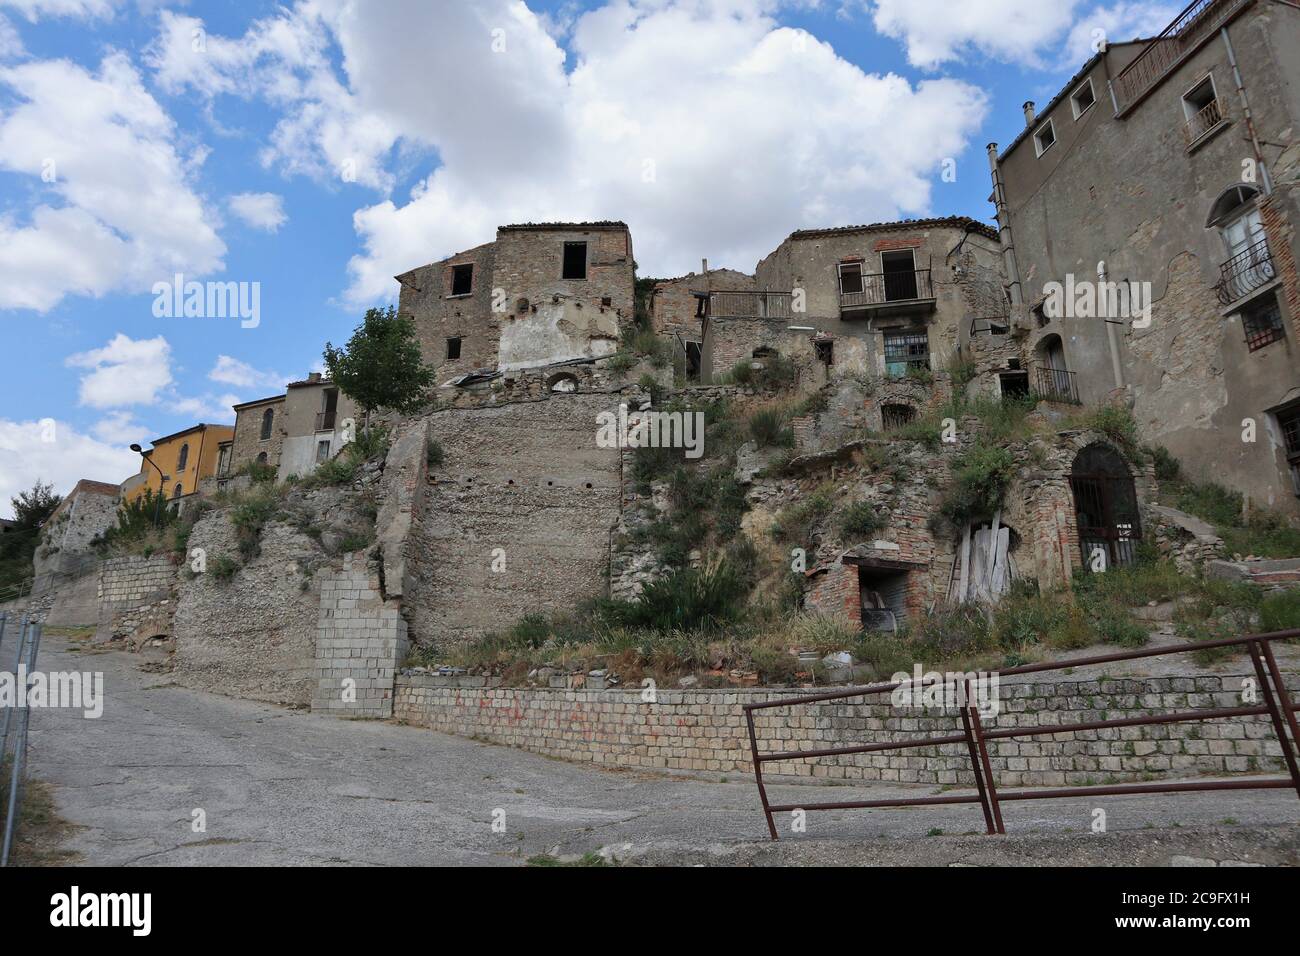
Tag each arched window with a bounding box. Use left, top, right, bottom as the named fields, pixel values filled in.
left=173, top=483, right=183, bottom=499
left=1033, top=333, right=1076, bottom=403
left=1206, top=184, right=1260, bottom=229
left=176, top=443, right=189, bottom=471
left=256, top=452, right=268, bottom=464
left=1069, top=443, right=1141, bottom=571
left=260, top=407, right=275, bottom=441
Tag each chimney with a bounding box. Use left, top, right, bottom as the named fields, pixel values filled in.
left=1023, top=101, right=1036, bottom=126
left=307, top=372, right=322, bottom=383
left=702, top=258, right=709, bottom=274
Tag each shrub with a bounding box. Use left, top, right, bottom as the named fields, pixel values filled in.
left=939, top=445, right=1016, bottom=526
left=1146, top=445, right=1181, bottom=482
left=770, top=485, right=834, bottom=547
left=229, top=488, right=279, bottom=560
left=948, top=357, right=978, bottom=388
left=607, top=352, right=636, bottom=374
left=239, top=460, right=277, bottom=483
left=1260, top=589, right=1300, bottom=633
left=426, top=439, right=444, bottom=469
left=606, top=559, right=747, bottom=632
left=839, top=500, right=884, bottom=539
left=1175, top=481, right=1242, bottom=528
left=1086, top=405, right=1141, bottom=458
left=209, top=555, right=240, bottom=583
left=748, top=408, right=793, bottom=448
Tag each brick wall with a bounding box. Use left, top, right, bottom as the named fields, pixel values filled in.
left=312, top=553, right=409, bottom=717
left=229, top=397, right=286, bottom=475
left=98, top=555, right=175, bottom=610
left=394, top=672, right=1297, bottom=787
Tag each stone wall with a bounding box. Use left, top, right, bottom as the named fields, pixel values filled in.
left=406, top=393, right=624, bottom=647
left=229, top=396, right=286, bottom=476
left=34, top=482, right=119, bottom=580
left=312, top=553, right=408, bottom=717
left=394, top=671, right=1298, bottom=787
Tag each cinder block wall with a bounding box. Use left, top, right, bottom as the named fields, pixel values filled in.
left=394, top=673, right=1297, bottom=787
left=313, top=554, right=408, bottom=717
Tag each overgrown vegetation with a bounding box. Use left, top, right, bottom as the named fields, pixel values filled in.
left=0, top=480, right=61, bottom=595
left=323, top=304, right=436, bottom=431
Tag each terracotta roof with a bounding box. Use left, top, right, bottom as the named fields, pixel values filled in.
left=787, top=216, right=999, bottom=242
left=232, top=393, right=286, bottom=410
left=68, top=479, right=121, bottom=497
left=150, top=422, right=233, bottom=445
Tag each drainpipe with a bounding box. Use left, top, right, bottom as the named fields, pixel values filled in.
left=1220, top=27, right=1273, bottom=195
left=1098, top=260, right=1126, bottom=392
left=986, top=143, right=1023, bottom=306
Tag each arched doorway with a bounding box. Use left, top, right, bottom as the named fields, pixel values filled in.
left=1069, top=443, right=1141, bottom=571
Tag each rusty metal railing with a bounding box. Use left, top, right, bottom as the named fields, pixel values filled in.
left=744, top=629, right=1300, bottom=840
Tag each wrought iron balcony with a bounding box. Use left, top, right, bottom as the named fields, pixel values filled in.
left=1215, top=236, right=1275, bottom=305
left=840, top=269, right=935, bottom=316
left=1183, top=96, right=1226, bottom=146
left=706, top=291, right=794, bottom=319
left=315, top=411, right=337, bottom=432
left=1112, top=0, right=1252, bottom=115
left=1033, top=365, right=1081, bottom=405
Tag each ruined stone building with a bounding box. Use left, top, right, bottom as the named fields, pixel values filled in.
left=396, top=221, right=635, bottom=383
left=987, top=0, right=1300, bottom=514
left=650, top=217, right=1007, bottom=391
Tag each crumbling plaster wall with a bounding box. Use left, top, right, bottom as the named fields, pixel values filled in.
left=406, top=391, right=625, bottom=647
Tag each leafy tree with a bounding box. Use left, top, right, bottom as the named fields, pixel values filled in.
left=10, top=479, right=61, bottom=530
left=323, top=306, right=435, bottom=434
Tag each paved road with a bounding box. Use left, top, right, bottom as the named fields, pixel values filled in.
left=24, top=637, right=1300, bottom=866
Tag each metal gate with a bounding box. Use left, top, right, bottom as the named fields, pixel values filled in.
left=1070, top=444, right=1141, bottom=570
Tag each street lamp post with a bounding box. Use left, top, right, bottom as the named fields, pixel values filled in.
left=130, top=443, right=167, bottom=528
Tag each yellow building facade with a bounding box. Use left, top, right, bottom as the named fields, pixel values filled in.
left=123, top=423, right=235, bottom=503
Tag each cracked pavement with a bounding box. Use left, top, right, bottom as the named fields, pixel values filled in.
left=24, top=636, right=1300, bottom=866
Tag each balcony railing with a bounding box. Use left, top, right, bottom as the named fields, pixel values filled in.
left=707, top=291, right=794, bottom=319
left=1033, top=366, right=1081, bottom=405
left=1215, top=236, right=1275, bottom=305
left=1112, top=0, right=1251, bottom=115
left=315, top=411, right=337, bottom=432
left=969, top=316, right=1012, bottom=337
left=1183, top=96, right=1226, bottom=145
left=841, top=269, right=934, bottom=312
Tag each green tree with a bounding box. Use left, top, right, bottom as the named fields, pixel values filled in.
left=322, top=306, right=435, bottom=433
left=10, top=479, right=61, bottom=529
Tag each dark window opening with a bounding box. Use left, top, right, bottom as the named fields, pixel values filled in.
left=450, top=264, right=473, bottom=297
left=814, top=339, right=833, bottom=365
left=1033, top=303, right=1049, bottom=328
left=838, top=261, right=864, bottom=295
left=177, top=443, right=189, bottom=471
left=256, top=452, right=268, bottom=464
left=881, top=404, right=916, bottom=430
left=999, top=371, right=1030, bottom=400
left=685, top=341, right=702, bottom=381
left=883, top=330, right=929, bottom=376
left=173, top=483, right=183, bottom=499
left=880, top=250, right=918, bottom=301
left=562, top=242, right=588, bottom=280
left=260, top=407, right=274, bottom=441
left=601, top=296, right=612, bottom=307
left=447, top=337, right=463, bottom=361
left=857, top=565, right=908, bottom=632
left=753, top=346, right=778, bottom=359
left=1278, top=404, right=1300, bottom=496
left=316, top=440, right=331, bottom=463
left=1241, top=294, right=1285, bottom=352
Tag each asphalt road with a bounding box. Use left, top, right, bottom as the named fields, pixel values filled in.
left=22, top=636, right=1300, bottom=866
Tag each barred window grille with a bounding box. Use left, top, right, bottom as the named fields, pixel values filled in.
left=1242, top=294, right=1284, bottom=352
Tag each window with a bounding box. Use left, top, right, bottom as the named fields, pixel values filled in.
left=814, top=338, right=833, bottom=365
left=260, top=407, right=274, bottom=441
left=450, top=264, right=473, bottom=297
left=1033, top=302, right=1049, bottom=328
left=562, top=241, right=588, bottom=280
left=1278, top=404, right=1300, bottom=495
left=999, top=371, right=1030, bottom=400
left=838, top=261, right=864, bottom=295
left=883, top=330, right=929, bottom=376
left=447, top=337, right=462, bottom=361
left=1070, top=78, right=1096, bottom=119
left=256, top=452, right=268, bottom=464
left=173, top=483, right=183, bottom=499
left=880, top=250, right=919, bottom=302
left=881, top=404, right=915, bottom=430
left=1033, top=118, right=1056, bottom=157
left=1183, top=75, right=1224, bottom=145
left=316, top=440, right=332, bottom=463
left=1241, top=293, right=1285, bottom=352
left=176, top=442, right=189, bottom=471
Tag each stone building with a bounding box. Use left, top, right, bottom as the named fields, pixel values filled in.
left=34, top=479, right=120, bottom=579
left=651, top=217, right=1006, bottom=389
left=278, top=373, right=361, bottom=481
left=395, top=222, right=635, bottom=386
left=988, top=0, right=1300, bottom=513
left=222, top=393, right=286, bottom=478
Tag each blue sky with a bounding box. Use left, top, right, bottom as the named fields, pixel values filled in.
left=0, top=0, right=1179, bottom=517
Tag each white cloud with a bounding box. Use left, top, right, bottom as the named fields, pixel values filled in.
left=1060, top=2, right=1179, bottom=69
left=208, top=354, right=286, bottom=392
left=65, top=333, right=173, bottom=409
left=153, top=1, right=990, bottom=300
left=0, top=0, right=120, bottom=20
left=91, top=410, right=147, bottom=445
left=0, top=14, right=23, bottom=58
left=870, top=0, right=1081, bottom=68
left=228, top=192, right=288, bottom=232
left=0, top=418, right=139, bottom=520
left=0, top=53, right=224, bottom=311
left=168, top=392, right=239, bottom=423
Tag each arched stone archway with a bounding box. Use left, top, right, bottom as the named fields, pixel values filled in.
left=1069, top=442, right=1141, bottom=570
